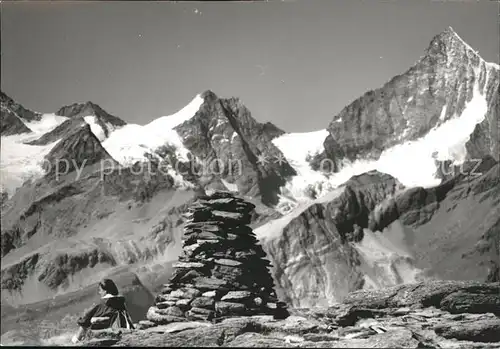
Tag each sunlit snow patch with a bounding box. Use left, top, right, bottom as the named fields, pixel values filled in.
left=83, top=115, right=117, bottom=142
left=0, top=138, right=58, bottom=195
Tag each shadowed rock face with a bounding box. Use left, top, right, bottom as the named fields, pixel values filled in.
left=42, top=124, right=118, bottom=179
left=174, top=90, right=296, bottom=206
left=323, top=28, right=499, bottom=168
left=146, top=191, right=287, bottom=325
left=1, top=107, right=33, bottom=136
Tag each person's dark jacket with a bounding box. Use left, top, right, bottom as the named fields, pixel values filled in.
left=77, top=295, right=135, bottom=330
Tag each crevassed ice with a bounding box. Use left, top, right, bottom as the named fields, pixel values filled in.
left=0, top=114, right=68, bottom=195
left=331, top=77, right=487, bottom=189
left=0, top=137, right=58, bottom=195
left=272, top=129, right=331, bottom=201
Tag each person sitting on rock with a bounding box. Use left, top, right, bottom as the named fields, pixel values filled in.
left=71, top=278, right=135, bottom=343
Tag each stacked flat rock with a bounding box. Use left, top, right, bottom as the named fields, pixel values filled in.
left=146, top=191, right=283, bottom=325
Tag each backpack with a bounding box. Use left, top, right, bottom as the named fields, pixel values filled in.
left=110, top=307, right=135, bottom=330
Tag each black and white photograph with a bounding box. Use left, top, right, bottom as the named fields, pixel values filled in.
left=0, top=0, right=499, bottom=346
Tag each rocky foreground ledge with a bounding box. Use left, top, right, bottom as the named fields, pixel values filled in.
left=80, top=280, right=500, bottom=348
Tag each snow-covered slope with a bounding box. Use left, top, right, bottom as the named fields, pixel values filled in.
left=102, top=94, right=204, bottom=166
left=271, top=33, right=496, bottom=209
left=272, top=80, right=488, bottom=211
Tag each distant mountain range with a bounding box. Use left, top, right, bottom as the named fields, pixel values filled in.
left=1, top=27, right=498, bottom=330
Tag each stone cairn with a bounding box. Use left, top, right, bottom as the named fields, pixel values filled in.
left=145, top=191, right=286, bottom=326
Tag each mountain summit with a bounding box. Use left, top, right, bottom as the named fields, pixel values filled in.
left=56, top=101, right=127, bottom=139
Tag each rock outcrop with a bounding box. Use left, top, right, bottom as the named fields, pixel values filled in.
left=67, top=280, right=500, bottom=348
left=146, top=191, right=286, bottom=326
left=0, top=91, right=41, bottom=122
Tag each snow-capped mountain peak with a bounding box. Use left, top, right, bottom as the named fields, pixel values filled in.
left=101, top=93, right=205, bottom=167
left=145, top=94, right=205, bottom=131
left=318, top=27, right=499, bottom=192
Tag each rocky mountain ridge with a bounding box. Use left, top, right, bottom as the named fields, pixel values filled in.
left=1, top=27, right=499, bottom=347
left=0, top=91, right=40, bottom=136
left=323, top=27, right=499, bottom=170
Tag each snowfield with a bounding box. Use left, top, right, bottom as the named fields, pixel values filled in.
left=102, top=94, right=204, bottom=166
left=0, top=137, right=59, bottom=195
left=23, top=113, right=69, bottom=139
left=99, top=94, right=205, bottom=189
left=1, top=113, right=68, bottom=195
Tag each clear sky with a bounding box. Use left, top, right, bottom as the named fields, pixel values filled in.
left=1, top=0, right=498, bottom=132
